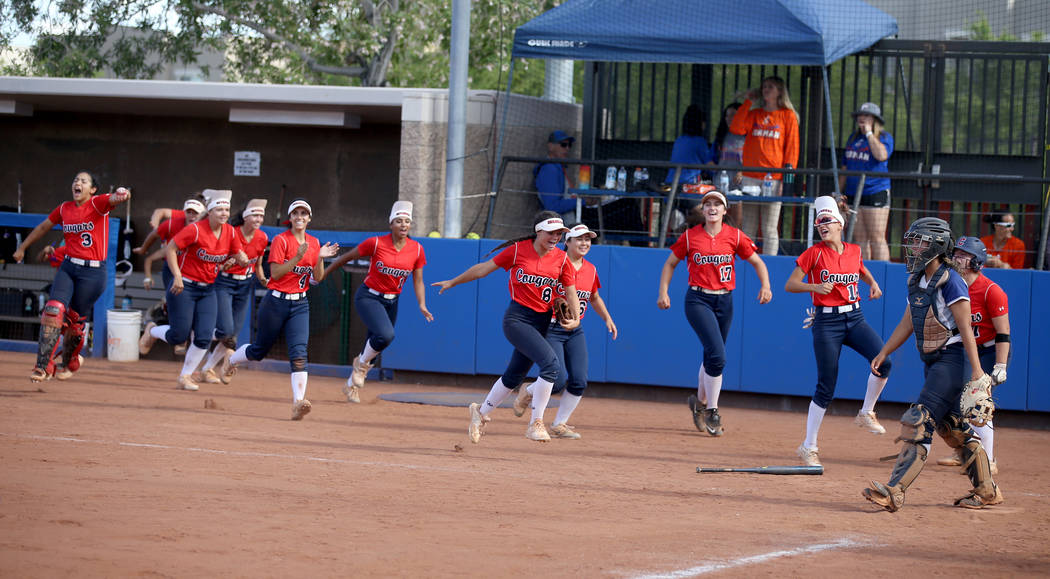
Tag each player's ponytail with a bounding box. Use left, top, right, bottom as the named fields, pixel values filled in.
left=486, top=210, right=561, bottom=256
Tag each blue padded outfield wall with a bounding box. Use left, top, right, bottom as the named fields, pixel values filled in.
left=371, top=236, right=1043, bottom=412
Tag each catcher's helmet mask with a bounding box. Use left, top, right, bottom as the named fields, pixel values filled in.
left=904, top=217, right=953, bottom=274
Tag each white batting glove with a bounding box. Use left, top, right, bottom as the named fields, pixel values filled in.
left=802, top=307, right=815, bottom=329
left=991, top=363, right=1007, bottom=385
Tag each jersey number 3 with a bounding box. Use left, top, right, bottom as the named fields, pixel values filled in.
left=80, top=232, right=93, bottom=248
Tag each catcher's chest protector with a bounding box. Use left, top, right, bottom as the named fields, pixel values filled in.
left=908, top=265, right=956, bottom=362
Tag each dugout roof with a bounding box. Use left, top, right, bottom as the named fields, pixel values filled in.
left=512, top=0, right=898, bottom=65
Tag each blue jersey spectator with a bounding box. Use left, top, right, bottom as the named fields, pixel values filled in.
left=664, top=105, right=712, bottom=185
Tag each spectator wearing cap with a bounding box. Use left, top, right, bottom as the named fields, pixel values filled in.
left=981, top=212, right=1026, bottom=269
left=534, top=130, right=581, bottom=221
left=839, top=102, right=894, bottom=261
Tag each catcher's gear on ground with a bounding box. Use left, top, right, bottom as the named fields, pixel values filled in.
left=961, top=373, right=994, bottom=426
left=553, top=297, right=576, bottom=326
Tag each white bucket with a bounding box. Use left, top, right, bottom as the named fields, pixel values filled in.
left=107, top=309, right=142, bottom=362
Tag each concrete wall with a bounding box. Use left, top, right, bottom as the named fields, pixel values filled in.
left=399, top=90, right=581, bottom=239
left=0, top=110, right=400, bottom=264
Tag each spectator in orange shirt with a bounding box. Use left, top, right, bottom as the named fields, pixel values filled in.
left=729, top=76, right=800, bottom=256
left=981, top=213, right=1026, bottom=269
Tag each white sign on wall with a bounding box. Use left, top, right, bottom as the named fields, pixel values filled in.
left=234, top=151, right=261, bottom=176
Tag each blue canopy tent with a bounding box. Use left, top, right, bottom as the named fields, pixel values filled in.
left=494, top=0, right=898, bottom=241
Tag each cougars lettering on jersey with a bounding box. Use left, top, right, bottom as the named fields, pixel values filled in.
left=172, top=221, right=243, bottom=284
left=968, top=273, right=1009, bottom=346
left=47, top=194, right=113, bottom=262
left=225, top=227, right=269, bottom=277
left=358, top=235, right=427, bottom=295
left=553, top=259, right=600, bottom=321
left=268, top=230, right=320, bottom=293
left=670, top=224, right=756, bottom=290
left=155, top=209, right=187, bottom=242
left=795, top=241, right=864, bottom=307
left=493, top=240, right=577, bottom=313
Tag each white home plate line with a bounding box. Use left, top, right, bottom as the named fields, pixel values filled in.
left=1, top=432, right=528, bottom=478
left=625, top=538, right=873, bottom=579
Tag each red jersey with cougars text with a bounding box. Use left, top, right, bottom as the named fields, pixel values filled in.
left=225, top=227, right=269, bottom=277
left=554, top=259, right=600, bottom=321
left=493, top=240, right=577, bottom=313
left=358, top=235, right=427, bottom=294
left=172, top=221, right=242, bottom=284
left=155, top=210, right=187, bottom=242
left=671, top=224, right=756, bottom=291
left=267, top=230, right=320, bottom=294
left=968, top=273, right=1009, bottom=346
left=47, top=194, right=113, bottom=261
left=795, top=241, right=864, bottom=307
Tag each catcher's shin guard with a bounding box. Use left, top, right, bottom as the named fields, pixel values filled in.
left=954, top=439, right=1002, bottom=508
left=863, top=405, right=933, bottom=512
left=34, top=300, right=66, bottom=377
left=60, top=309, right=86, bottom=372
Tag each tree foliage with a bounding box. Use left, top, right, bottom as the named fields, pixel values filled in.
left=0, top=0, right=564, bottom=90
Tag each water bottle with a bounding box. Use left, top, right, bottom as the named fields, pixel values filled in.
left=604, top=166, right=617, bottom=189
left=640, top=167, right=649, bottom=185
left=578, top=165, right=591, bottom=190
left=633, top=167, right=643, bottom=187
left=718, top=170, right=730, bottom=194
left=121, top=296, right=132, bottom=310
left=616, top=166, right=627, bottom=192
left=762, top=172, right=776, bottom=197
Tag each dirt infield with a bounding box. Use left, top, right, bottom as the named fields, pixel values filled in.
left=2, top=350, right=1048, bottom=577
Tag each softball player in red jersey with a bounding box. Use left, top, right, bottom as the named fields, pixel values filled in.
left=139, top=190, right=248, bottom=391
left=227, top=199, right=339, bottom=420
left=514, top=223, right=617, bottom=439
left=14, top=172, right=131, bottom=382
left=197, top=199, right=270, bottom=385
left=657, top=190, right=772, bottom=436
left=937, top=236, right=1010, bottom=474
left=135, top=199, right=205, bottom=291
left=434, top=211, right=581, bottom=443
left=323, top=201, right=431, bottom=403
left=784, top=196, right=889, bottom=467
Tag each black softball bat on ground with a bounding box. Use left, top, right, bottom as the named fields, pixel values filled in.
left=696, top=465, right=824, bottom=475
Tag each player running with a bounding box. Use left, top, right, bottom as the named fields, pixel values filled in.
left=323, top=201, right=432, bottom=404
left=433, top=211, right=581, bottom=443
left=936, top=236, right=1010, bottom=475
left=226, top=199, right=339, bottom=420
left=138, top=190, right=249, bottom=391
left=784, top=196, right=890, bottom=467
left=13, top=172, right=131, bottom=382
left=657, top=190, right=772, bottom=437
left=863, top=217, right=1001, bottom=511
left=512, top=223, right=617, bottom=439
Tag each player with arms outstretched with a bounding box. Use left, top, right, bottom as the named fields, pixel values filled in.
left=14, top=172, right=131, bottom=382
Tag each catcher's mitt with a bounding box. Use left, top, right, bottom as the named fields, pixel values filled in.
left=552, top=297, right=576, bottom=326
left=960, top=373, right=994, bottom=426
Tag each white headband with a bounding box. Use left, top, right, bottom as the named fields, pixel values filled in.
left=566, top=224, right=597, bottom=239
left=287, top=200, right=312, bottom=216
left=207, top=198, right=230, bottom=211
left=389, top=200, right=413, bottom=223
left=535, top=217, right=568, bottom=233
left=183, top=200, right=205, bottom=214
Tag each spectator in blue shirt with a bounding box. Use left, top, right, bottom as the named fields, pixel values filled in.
left=664, top=105, right=712, bottom=187
left=839, top=102, right=894, bottom=261
left=534, top=130, right=578, bottom=219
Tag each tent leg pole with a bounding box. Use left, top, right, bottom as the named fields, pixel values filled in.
left=822, top=68, right=840, bottom=197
